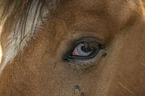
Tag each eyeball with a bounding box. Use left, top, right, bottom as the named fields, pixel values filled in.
left=63, top=38, right=104, bottom=60
left=72, top=43, right=92, bottom=56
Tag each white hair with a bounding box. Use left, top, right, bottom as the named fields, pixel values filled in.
left=0, top=0, right=53, bottom=74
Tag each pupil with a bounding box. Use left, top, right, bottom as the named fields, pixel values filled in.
left=81, top=46, right=92, bottom=52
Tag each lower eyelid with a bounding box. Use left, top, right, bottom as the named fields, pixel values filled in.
left=69, top=49, right=106, bottom=67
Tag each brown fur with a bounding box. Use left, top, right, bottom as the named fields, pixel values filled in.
left=0, top=0, right=145, bottom=96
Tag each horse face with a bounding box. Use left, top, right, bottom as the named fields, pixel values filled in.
left=0, top=0, right=145, bottom=96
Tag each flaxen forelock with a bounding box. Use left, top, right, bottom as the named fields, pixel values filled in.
left=0, top=0, right=60, bottom=73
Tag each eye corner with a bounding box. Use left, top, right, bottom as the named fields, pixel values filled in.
left=62, top=55, right=70, bottom=61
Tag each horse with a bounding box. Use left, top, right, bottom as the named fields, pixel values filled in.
left=0, top=0, right=145, bottom=96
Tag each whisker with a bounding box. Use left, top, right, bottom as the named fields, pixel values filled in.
left=118, top=82, right=135, bottom=96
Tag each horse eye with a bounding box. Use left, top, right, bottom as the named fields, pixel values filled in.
left=72, top=43, right=93, bottom=56
left=63, top=39, right=104, bottom=61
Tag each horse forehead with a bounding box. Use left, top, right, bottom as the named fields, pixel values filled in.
left=63, top=0, right=124, bottom=9
left=62, top=0, right=105, bottom=10
left=73, top=0, right=104, bottom=7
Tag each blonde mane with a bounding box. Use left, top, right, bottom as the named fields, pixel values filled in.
left=0, top=0, right=51, bottom=73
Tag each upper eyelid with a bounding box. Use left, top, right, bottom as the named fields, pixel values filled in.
left=65, top=37, right=105, bottom=54
left=71, top=37, right=104, bottom=50
left=75, top=37, right=103, bottom=44
left=69, top=39, right=100, bottom=53
left=70, top=31, right=106, bottom=43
